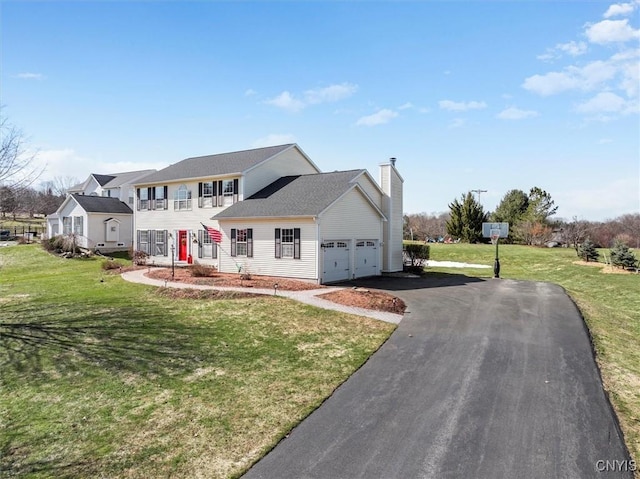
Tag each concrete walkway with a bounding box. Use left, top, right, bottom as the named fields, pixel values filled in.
left=120, top=269, right=403, bottom=324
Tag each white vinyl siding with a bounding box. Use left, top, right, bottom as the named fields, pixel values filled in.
left=243, top=147, right=320, bottom=198
left=217, top=219, right=317, bottom=280
left=320, top=188, right=383, bottom=240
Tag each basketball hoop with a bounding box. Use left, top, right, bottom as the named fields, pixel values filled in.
left=490, top=229, right=501, bottom=245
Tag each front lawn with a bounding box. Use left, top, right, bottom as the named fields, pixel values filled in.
left=0, top=245, right=395, bottom=478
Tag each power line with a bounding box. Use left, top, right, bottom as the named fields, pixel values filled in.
left=471, top=189, right=487, bottom=203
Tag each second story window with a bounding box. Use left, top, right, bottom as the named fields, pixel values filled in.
left=223, top=180, right=234, bottom=206
left=174, top=185, right=192, bottom=211
left=199, top=181, right=216, bottom=207
left=138, top=188, right=149, bottom=210
left=154, top=186, right=167, bottom=210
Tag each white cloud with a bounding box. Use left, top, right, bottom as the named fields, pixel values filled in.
left=448, top=118, right=466, bottom=128
left=557, top=177, right=640, bottom=219
left=438, top=100, right=487, bottom=111
left=15, top=72, right=43, bottom=80
left=244, top=88, right=257, bottom=97
left=251, top=133, right=297, bottom=148
left=265, top=82, right=358, bottom=113
left=304, top=82, right=358, bottom=104
left=398, top=102, right=414, bottom=110
left=537, top=41, right=588, bottom=61
left=603, top=1, right=638, bottom=18
left=496, top=107, right=539, bottom=120
left=355, top=109, right=398, bottom=126
left=523, top=60, right=618, bottom=96
left=575, top=91, right=631, bottom=114
left=264, top=91, right=305, bottom=113
left=585, top=19, right=639, bottom=44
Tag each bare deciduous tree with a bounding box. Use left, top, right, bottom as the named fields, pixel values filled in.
left=0, top=111, right=42, bottom=189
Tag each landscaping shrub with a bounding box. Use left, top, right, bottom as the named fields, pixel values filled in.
left=132, top=249, right=149, bottom=265
left=189, top=262, right=216, bottom=277
left=41, top=235, right=79, bottom=254
left=578, top=238, right=599, bottom=262
left=610, top=240, right=638, bottom=270
left=101, top=259, right=121, bottom=271
left=403, top=243, right=430, bottom=273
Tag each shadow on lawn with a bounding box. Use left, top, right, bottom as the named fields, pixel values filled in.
left=0, top=300, right=215, bottom=379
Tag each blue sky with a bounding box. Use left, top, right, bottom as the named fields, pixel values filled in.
left=2, top=0, right=639, bottom=221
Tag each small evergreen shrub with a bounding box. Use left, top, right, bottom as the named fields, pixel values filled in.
left=578, top=238, right=599, bottom=262
left=403, top=243, right=430, bottom=273
left=610, top=240, right=638, bottom=270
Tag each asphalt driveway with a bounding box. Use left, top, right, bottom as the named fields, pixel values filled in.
left=243, top=275, right=633, bottom=478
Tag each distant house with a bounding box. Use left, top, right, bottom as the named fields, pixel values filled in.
left=46, top=169, right=155, bottom=252
left=133, top=144, right=403, bottom=283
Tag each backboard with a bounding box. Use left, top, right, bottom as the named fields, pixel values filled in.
left=482, top=222, right=509, bottom=238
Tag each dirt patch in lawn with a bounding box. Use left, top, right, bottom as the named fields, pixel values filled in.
left=318, top=288, right=406, bottom=314
left=573, top=260, right=637, bottom=275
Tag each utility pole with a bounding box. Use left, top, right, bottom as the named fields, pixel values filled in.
left=471, top=189, right=487, bottom=203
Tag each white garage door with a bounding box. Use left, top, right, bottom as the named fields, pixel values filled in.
left=323, top=241, right=350, bottom=283
left=355, top=240, right=379, bottom=278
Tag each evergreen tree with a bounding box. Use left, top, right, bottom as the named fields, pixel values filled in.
left=578, top=238, right=599, bottom=262
left=610, top=240, right=638, bottom=269
left=492, top=189, right=529, bottom=242
left=446, top=192, right=488, bottom=243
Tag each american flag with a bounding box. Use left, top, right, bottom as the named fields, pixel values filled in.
left=201, top=223, right=222, bottom=243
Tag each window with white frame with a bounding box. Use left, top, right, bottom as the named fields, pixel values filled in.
left=73, top=216, right=83, bottom=237
left=128, top=189, right=135, bottom=205
left=197, top=228, right=218, bottom=258
left=62, top=216, right=72, bottom=235
left=138, top=188, right=149, bottom=210
left=137, top=230, right=150, bottom=254
left=275, top=228, right=300, bottom=259
left=174, top=185, right=192, bottom=210
left=154, top=230, right=167, bottom=256
left=200, top=181, right=215, bottom=207
left=222, top=180, right=234, bottom=206
left=154, top=186, right=167, bottom=210
left=231, top=228, right=252, bottom=257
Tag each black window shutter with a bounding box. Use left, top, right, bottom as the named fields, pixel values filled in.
left=146, top=230, right=152, bottom=255
left=247, top=228, right=253, bottom=258
left=136, top=188, right=141, bottom=211
left=198, top=183, right=203, bottom=208
left=294, top=228, right=301, bottom=259
left=233, top=178, right=239, bottom=203
left=150, top=230, right=156, bottom=254
left=212, top=181, right=218, bottom=207
left=163, top=186, right=168, bottom=209
left=147, top=188, right=153, bottom=210
left=197, top=229, right=203, bottom=258
left=213, top=240, right=217, bottom=259
left=162, top=230, right=168, bottom=256
left=275, top=228, right=281, bottom=258
left=231, top=228, right=237, bottom=257
left=218, top=180, right=223, bottom=206
left=136, top=230, right=141, bottom=250
left=150, top=187, right=156, bottom=210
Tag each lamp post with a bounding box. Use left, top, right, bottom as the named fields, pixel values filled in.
left=170, top=243, right=175, bottom=279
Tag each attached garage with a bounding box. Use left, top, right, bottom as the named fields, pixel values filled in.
left=354, top=240, right=379, bottom=278
left=322, top=240, right=350, bottom=283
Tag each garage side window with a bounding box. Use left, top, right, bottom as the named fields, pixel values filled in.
left=275, top=228, right=300, bottom=259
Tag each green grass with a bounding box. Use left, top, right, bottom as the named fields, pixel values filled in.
left=0, top=245, right=395, bottom=478
left=426, top=242, right=640, bottom=466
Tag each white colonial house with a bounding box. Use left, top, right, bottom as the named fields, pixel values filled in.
left=46, top=169, right=155, bottom=252
left=133, top=144, right=403, bottom=284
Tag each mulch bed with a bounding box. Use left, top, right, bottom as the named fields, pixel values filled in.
left=318, top=288, right=406, bottom=314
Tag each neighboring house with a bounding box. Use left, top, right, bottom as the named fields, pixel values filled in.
left=133, top=143, right=403, bottom=284
left=46, top=169, right=155, bottom=252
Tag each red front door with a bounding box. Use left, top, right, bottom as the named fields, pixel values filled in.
left=178, top=230, right=188, bottom=261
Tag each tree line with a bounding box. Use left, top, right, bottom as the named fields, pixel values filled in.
left=404, top=187, right=640, bottom=250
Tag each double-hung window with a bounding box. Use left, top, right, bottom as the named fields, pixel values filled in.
left=174, top=185, right=192, bottom=211
left=197, top=228, right=218, bottom=258
left=154, top=230, right=167, bottom=256
left=154, top=186, right=167, bottom=210
left=230, top=228, right=253, bottom=257
left=62, top=216, right=72, bottom=235
left=138, top=188, right=149, bottom=210
left=222, top=180, right=234, bottom=206
left=275, top=228, right=300, bottom=259
left=198, top=181, right=216, bottom=207
left=137, top=230, right=150, bottom=254
left=73, top=216, right=83, bottom=237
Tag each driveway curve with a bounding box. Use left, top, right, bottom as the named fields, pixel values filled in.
left=243, top=276, right=632, bottom=479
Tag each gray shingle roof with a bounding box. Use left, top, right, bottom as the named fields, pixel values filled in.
left=136, top=144, right=296, bottom=185
left=72, top=194, right=133, bottom=214
left=93, top=174, right=116, bottom=186
left=102, top=169, right=156, bottom=188
left=213, top=170, right=370, bottom=219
